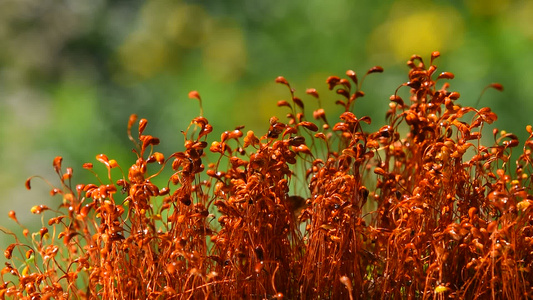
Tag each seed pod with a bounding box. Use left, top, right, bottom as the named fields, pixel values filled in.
left=4, top=244, right=16, bottom=259
left=8, top=210, right=17, bottom=223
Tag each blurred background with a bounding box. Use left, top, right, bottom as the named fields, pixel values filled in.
left=2, top=0, right=533, bottom=249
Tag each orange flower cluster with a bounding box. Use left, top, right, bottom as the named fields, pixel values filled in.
left=3, top=52, right=533, bottom=299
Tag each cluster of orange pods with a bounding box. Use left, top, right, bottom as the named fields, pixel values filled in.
left=2, top=52, right=533, bottom=299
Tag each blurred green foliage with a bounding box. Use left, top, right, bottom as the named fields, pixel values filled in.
left=1, top=0, right=533, bottom=255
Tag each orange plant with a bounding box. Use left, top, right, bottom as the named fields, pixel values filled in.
left=2, top=52, right=533, bottom=299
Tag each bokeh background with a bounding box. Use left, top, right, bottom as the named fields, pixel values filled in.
left=2, top=0, right=533, bottom=252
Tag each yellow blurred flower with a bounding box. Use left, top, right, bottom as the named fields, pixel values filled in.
left=202, top=22, right=247, bottom=83
left=367, top=2, right=464, bottom=62
left=116, top=0, right=214, bottom=80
